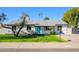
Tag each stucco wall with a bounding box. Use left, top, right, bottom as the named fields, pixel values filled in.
left=66, top=28, right=72, bottom=34
left=62, top=25, right=72, bottom=34
left=62, top=25, right=67, bottom=34
left=20, top=26, right=35, bottom=35
left=0, top=28, right=12, bottom=34
left=0, top=26, right=36, bottom=35
left=54, top=25, right=69, bottom=34
left=54, top=26, right=60, bottom=34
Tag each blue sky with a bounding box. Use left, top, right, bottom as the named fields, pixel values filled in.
left=0, top=7, right=71, bottom=23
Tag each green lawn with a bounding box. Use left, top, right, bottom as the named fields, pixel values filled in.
left=0, top=34, right=66, bottom=42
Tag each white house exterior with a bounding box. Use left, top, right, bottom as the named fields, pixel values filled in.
left=0, top=20, right=69, bottom=35
left=0, top=28, right=12, bottom=34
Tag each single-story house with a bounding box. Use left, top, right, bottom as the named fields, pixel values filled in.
left=0, top=19, right=71, bottom=35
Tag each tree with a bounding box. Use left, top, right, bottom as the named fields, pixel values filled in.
left=0, top=13, right=29, bottom=37
left=0, top=13, right=10, bottom=29
left=0, top=13, right=6, bottom=23
left=20, top=13, right=30, bottom=20
left=62, top=8, right=79, bottom=28
left=12, top=13, right=27, bottom=37
left=44, top=16, right=50, bottom=20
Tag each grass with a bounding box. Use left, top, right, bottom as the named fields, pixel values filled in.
left=0, top=34, right=66, bottom=42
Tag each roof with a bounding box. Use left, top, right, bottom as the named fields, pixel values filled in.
left=34, top=20, right=67, bottom=26
left=8, top=19, right=67, bottom=26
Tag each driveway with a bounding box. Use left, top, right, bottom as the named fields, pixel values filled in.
left=59, top=34, right=79, bottom=48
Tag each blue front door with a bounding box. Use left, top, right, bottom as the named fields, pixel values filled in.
left=35, top=26, right=41, bottom=34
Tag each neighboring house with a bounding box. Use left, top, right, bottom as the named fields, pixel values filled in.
left=0, top=20, right=69, bottom=35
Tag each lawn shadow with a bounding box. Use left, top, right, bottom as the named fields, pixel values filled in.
left=0, top=34, right=46, bottom=40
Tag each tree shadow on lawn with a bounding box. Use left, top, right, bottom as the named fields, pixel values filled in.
left=0, top=34, right=66, bottom=42
left=0, top=34, right=46, bottom=40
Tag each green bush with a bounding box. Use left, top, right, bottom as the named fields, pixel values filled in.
left=50, top=32, right=56, bottom=35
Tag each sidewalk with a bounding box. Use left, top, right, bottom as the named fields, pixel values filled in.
left=0, top=42, right=78, bottom=49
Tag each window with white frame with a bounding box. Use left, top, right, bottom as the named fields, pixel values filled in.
left=44, top=26, right=49, bottom=31
left=27, top=26, right=31, bottom=31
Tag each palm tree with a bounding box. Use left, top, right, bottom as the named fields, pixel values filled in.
left=38, top=13, right=43, bottom=20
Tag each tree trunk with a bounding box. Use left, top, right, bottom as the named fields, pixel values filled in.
left=12, top=26, right=17, bottom=37
left=15, top=17, right=26, bottom=37
left=16, top=24, right=24, bottom=37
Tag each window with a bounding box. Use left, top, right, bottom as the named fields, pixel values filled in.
left=44, top=26, right=49, bottom=31
left=57, top=26, right=62, bottom=31
left=27, top=26, right=31, bottom=30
